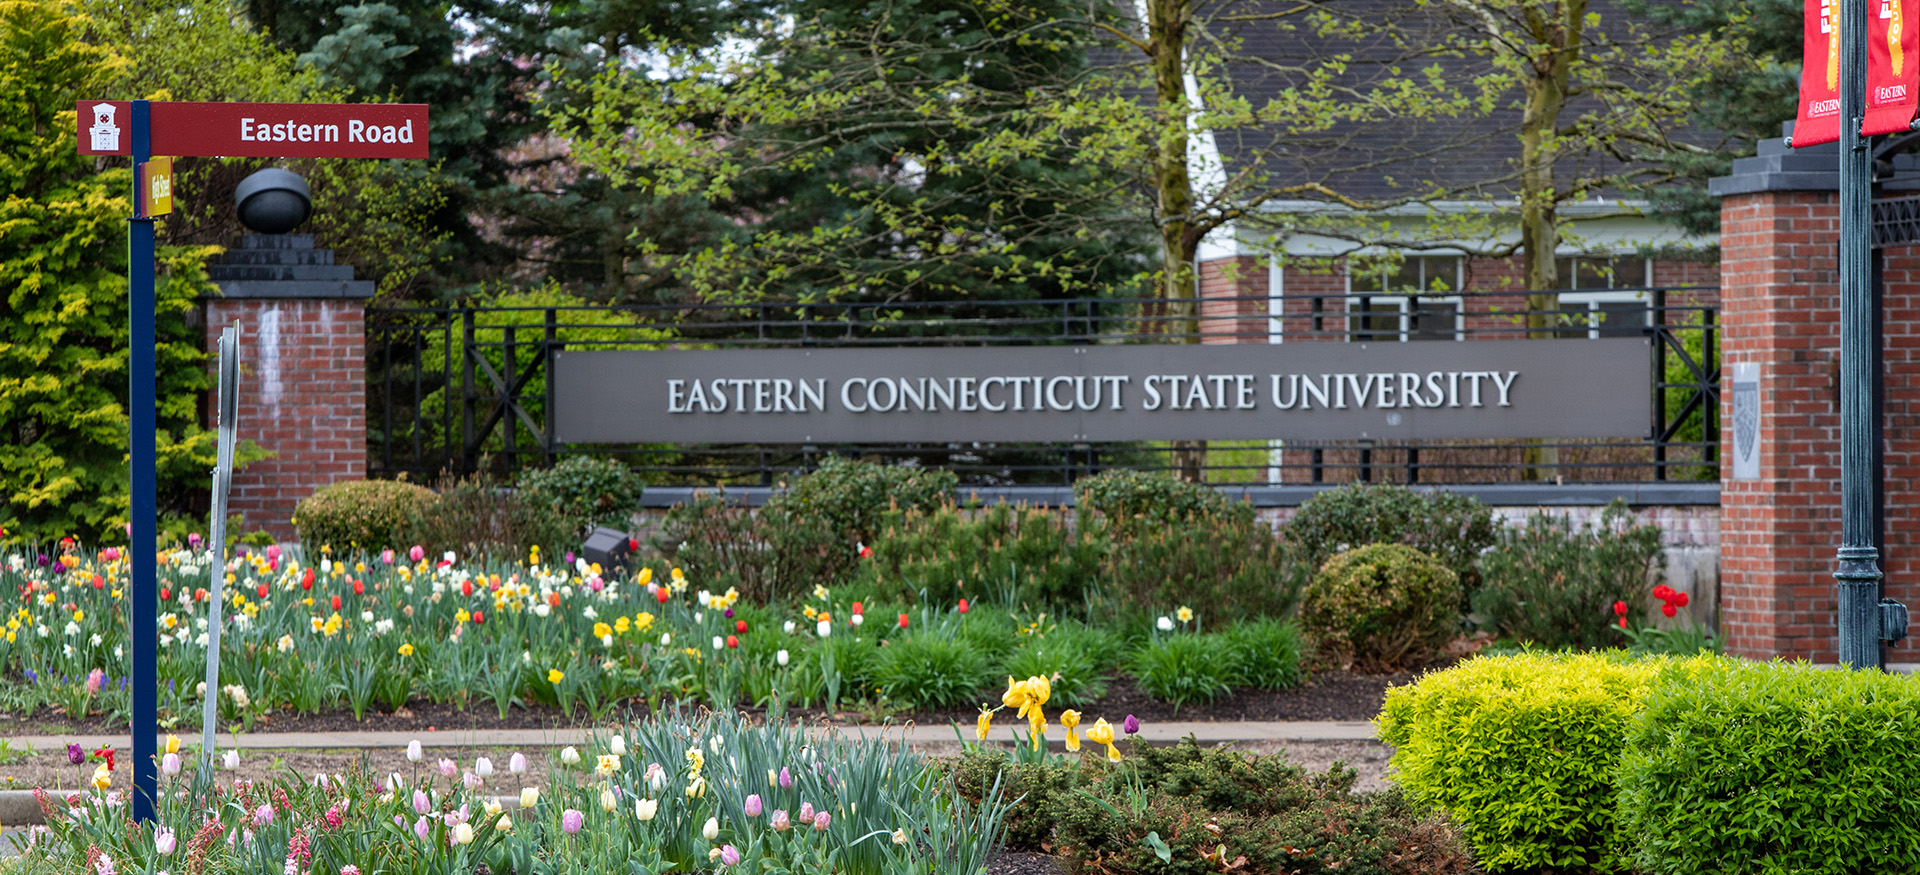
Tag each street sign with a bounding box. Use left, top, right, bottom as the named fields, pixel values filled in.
left=139, top=157, right=173, bottom=217
left=78, top=101, right=429, bottom=159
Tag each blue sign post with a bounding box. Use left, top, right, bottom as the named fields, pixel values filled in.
left=128, top=99, right=160, bottom=823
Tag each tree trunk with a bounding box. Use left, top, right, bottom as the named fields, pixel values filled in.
left=1515, top=0, right=1582, bottom=481
left=1146, top=0, right=1207, bottom=481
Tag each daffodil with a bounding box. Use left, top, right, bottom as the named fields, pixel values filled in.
left=398, top=643, right=414, bottom=657
left=548, top=669, right=565, bottom=685
left=1176, top=605, right=1194, bottom=623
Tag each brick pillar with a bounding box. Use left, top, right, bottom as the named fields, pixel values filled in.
left=203, top=235, right=375, bottom=542
left=1197, top=255, right=1267, bottom=344
left=1711, top=137, right=1850, bottom=661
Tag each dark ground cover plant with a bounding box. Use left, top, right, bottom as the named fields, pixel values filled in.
left=947, top=740, right=1478, bottom=875
left=856, top=500, right=1105, bottom=611
left=1300, top=544, right=1459, bottom=671
left=407, top=471, right=583, bottom=561
left=1472, top=501, right=1665, bottom=650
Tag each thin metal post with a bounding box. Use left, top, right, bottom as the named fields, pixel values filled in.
left=503, top=324, right=516, bottom=470
left=129, top=98, right=158, bottom=823
left=545, top=309, right=558, bottom=466
left=461, top=310, right=475, bottom=473
left=1836, top=0, right=1885, bottom=669
left=1652, top=289, right=1668, bottom=481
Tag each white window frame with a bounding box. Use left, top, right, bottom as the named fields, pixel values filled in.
left=1344, top=255, right=1466, bottom=342
left=1554, top=255, right=1655, bottom=339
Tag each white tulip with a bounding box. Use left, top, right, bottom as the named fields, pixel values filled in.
left=222, top=749, right=240, bottom=770
left=776, top=649, right=790, bottom=666
left=407, top=740, right=423, bottom=762
left=702, top=817, right=720, bottom=841
left=817, top=619, right=832, bottom=638
left=609, top=735, right=627, bottom=756
left=475, top=757, right=493, bottom=778
left=561, top=747, right=581, bottom=765
left=1156, top=616, right=1174, bottom=632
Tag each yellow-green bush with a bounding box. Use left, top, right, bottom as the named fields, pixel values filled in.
left=1300, top=544, right=1456, bottom=670
left=1378, top=651, right=1718, bottom=873
left=1619, top=660, right=1920, bottom=874
left=292, top=479, right=438, bottom=553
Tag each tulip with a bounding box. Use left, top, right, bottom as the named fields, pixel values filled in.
left=520, top=787, right=539, bottom=808
left=744, top=794, right=763, bottom=817
left=414, top=816, right=432, bottom=843
left=798, top=802, right=815, bottom=824
left=958, top=598, right=969, bottom=613
left=779, top=766, right=793, bottom=788
left=609, top=735, right=627, bottom=756
left=816, top=619, right=832, bottom=638
left=453, top=822, right=475, bottom=845
left=164, top=734, right=180, bottom=755
left=736, top=619, right=748, bottom=634
left=222, top=749, right=240, bottom=770
left=561, top=808, right=585, bottom=834
left=1613, top=600, right=1629, bottom=616
left=438, top=758, right=457, bottom=779
left=720, top=845, right=741, bottom=866
left=1157, top=616, right=1174, bottom=631
left=409, top=545, right=425, bottom=563
left=771, top=809, right=792, bottom=831
left=66, top=744, right=83, bottom=765
left=814, top=811, right=832, bottom=830
left=898, top=613, right=909, bottom=629
left=161, top=753, right=181, bottom=776
left=784, top=620, right=796, bottom=634
left=561, top=746, right=580, bottom=765
left=407, top=740, right=423, bottom=762
left=1123, top=714, right=1140, bottom=735
left=727, top=635, right=739, bottom=648
left=414, top=790, right=431, bottom=815
left=713, top=635, right=724, bottom=650
left=155, top=826, right=177, bottom=855
left=254, top=804, right=275, bottom=827
left=493, top=815, right=514, bottom=833
left=600, top=789, right=617, bottom=812
left=635, top=798, right=659, bottom=820
left=509, top=752, right=527, bottom=774
left=702, top=817, right=720, bottom=841
left=475, top=757, right=493, bottom=778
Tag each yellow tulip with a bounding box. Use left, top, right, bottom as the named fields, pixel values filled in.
left=1085, top=718, right=1114, bottom=747
left=1024, top=675, right=1051, bottom=708
left=1001, top=677, right=1029, bottom=711
left=164, top=734, right=180, bottom=755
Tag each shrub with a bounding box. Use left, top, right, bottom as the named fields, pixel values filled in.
left=1056, top=739, right=1479, bottom=875
left=292, top=479, right=438, bottom=553
left=856, top=501, right=1104, bottom=610
left=1001, top=627, right=1111, bottom=707
left=1285, top=483, right=1496, bottom=594
left=1098, top=510, right=1303, bottom=623
left=1130, top=634, right=1235, bottom=708
left=1378, top=651, right=1713, bottom=873
left=1221, top=618, right=1305, bottom=690
left=1299, top=544, right=1458, bottom=670
left=872, top=632, right=995, bottom=710
left=1074, top=470, right=1252, bottom=532
left=1472, top=501, right=1665, bottom=649
left=407, top=473, right=579, bottom=561
left=1619, top=660, right=1920, bottom=875
left=515, top=455, right=645, bottom=534
left=762, top=457, right=956, bottom=595
left=651, top=491, right=773, bottom=602
left=946, top=749, right=1083, bottom=851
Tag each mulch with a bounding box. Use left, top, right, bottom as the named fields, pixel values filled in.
left=0, top=670, right=1408, bottom=737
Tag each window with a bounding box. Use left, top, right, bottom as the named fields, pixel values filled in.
left=1347, top=256, right=1463, bottom=341
left=1549, top=255, right=1653, bottom=338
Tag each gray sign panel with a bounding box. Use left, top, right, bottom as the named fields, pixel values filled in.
left=554, top=339, right=1652, bottom=444
left=1730, top=362, right=1760, bottom=480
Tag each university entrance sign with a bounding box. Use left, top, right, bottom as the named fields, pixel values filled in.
left=555, top=339, right=1654, bottom=444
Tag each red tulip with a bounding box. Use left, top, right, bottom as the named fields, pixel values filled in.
left=159, top=587, right=170, bottom=602
left=352, top=579, right=365, bottom=595
left=256, top=583, right=269, bottom=599
left=736, top=620, right=748, bottom=634
left=1674, top=592, right=1689, bottom=608
left=92, top=575, right=104, bottom=589
left=462, top=580, right=474, bottom=597
left=898, top=613, right=910, bottom=629
left=726, top=635, right=739, bottom=649
left=331, top=594, right=342, bottom=611
left=851, top=601, right=864, bottom=616
left=1618, top=616, right=1628, bottom=629
left=628, top=538, right=639, bottom=552
left=656, top=588, right=670, bottom=604
left=548, top=592, right=561, bottom=608
left=472, top=610, right=484, bottom=624
left=1661, top=603, right=1678, bottom=618
left=1612, top=600, right=1628, bottom=616
left=301, top=569, right=314, bottom=590
left=957, top=599, right=969, bottom=614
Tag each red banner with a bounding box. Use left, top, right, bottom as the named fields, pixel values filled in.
left=1866, top=0, right=1920, bottom=134
left=77, top=101, right=429, bottom=159
left=1797, top=0, right=1843, bottom=147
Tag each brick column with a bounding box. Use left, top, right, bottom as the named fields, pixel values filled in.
left=1710, top=136, right=1867, bottom=662
left=1197, top=255, right=1267, bottom=344
left=203, top=235, right=375, bottom=542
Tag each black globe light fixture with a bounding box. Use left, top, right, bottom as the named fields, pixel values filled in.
left=234, top=167, right=312, bottom=234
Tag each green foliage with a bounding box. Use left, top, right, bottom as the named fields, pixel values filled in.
left=651, top=491, right=773, bottom=602
left=1130, top=634, right=1234, bottom=708
left=515, top=454, right=646, bottom=534
left=873, top=630, right=995, bottom=710
left=1300, top=544, right=1458, bottom=671
left=1285, top=483, right=1497, bottom=594
left=1074, top=470, right=1251, bottom=532
left=1054, top=739, right=1478, bottom=875
left=762, top=457, right=956, bottom=594
left=857, top=501, right=1103, bottom=610
left=1618, top=659, right=1920, bottom=874
left=1472, top=502, right=1665, bottom=650
left=0, top=0, right=268, bottom=543
left=1098, top=510, right=1302, bottom=624
left=1002, top=625, right=1113, bottom=708
left=1221, top=619, right=1305, bottom=690
left=407, top=472, right=580, bottom=561
left=945, top=748, right=1085, bottom=851
left=291, top=479, right=438, bottom=553
left=1378, top=651, right=1713, bottom=873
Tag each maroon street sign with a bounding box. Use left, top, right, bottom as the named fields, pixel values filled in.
left=78, top=101, right=429, bottom=159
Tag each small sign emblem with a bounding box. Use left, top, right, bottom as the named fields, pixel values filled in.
left=88, top=103, right=120, bottom=152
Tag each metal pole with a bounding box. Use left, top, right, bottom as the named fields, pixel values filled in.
left=128, top=98, right=158, bottom=822
left=1836, top=0, right=1884, bottom=669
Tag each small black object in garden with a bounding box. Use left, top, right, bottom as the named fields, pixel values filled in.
left=234, top=168, right=312, bottom=234
left=580, top=526, right=632, bottom=573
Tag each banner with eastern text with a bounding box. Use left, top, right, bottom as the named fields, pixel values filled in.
left=1866, top=0, right=1919, bottom=135
left=1798, top=0, right=1844, bottom=146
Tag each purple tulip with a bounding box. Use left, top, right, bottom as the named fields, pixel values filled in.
left=1123, top=714, right=1140, bottom=735
left=744, top=794, right=763, bottom=817
left=778, top=767, right=792, bottom=788
left=562, top=808, right=584, bottom=835
left=724, top=608, right=735, bottom=619
left=67, top=743, right=83, bottom=765
left=187, top=533, right=202, bottom=549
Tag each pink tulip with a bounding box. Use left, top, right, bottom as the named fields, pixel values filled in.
left=438, top=758, right=457, bottom=779
left=778, top=767, right=792, bottom=788
left=413, top=790, right=431, bottom=815
left=771, top=809, right=791, bottom=831
left=381, top=549, right=395, bottom=565
left=797, top=802, right=814, bottom=824
left=720, top=845, right=741, bottom=866
left=744, top=794, right=762, bottom=817
left=813, top=811, right=831, bottom=830
left=562, top=809, right=584, bottom=835
left=409, top=545, right=425, bottom=563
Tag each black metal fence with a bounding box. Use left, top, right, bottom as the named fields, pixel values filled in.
left=365, top=289, right=1719, bottom=486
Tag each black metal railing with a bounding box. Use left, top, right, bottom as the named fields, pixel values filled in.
left=365, top=288, right=1719, bottom=486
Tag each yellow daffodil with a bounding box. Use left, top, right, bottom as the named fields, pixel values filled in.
left=593, top=622, right=612, bottom=639
left=398, top=643, right=415, bottom=657
left=1176, top=606, right=1193, bottom=623
left=548, top=669, right=565, bottom=685
left=812, top=585, right=829, bottom=600
left=635, top=612, right=654, bottom=631
left=456, top=609, right=470, bottom=624
left=614, top=616, right=631, bottom=634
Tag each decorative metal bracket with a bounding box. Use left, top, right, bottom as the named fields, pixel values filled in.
left=1882, top=599, right=1910, bottom=642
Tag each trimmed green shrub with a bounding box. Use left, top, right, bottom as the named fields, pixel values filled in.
left=872, top=631, right=995, bottom=710
left=407, top=473, right=579, bottom=561
left=1299, top=544, right=1458, bottom=670
left=1473, top=501, right=1665, bottom=649
left=1379, top=651, right=1714, bottom=873
left=1130, top=634, right=1234, bottom=708
left=1619, top=660, right=1920, bottom=874
left=762, top=457, right=956, bottom=595
left=1221, top=618, right=1305, bottom=690
left=515, top=455, right=645, bottom=533
left=1074, top=469, right=1252, bottom=532
left=1285, top=482, right=1496, bottom=593
left=292, top=479, right=438, bottom=553
left=856, top=501, right=1104, bottom=609
left=1099, top=510, right=1303, bottom=623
